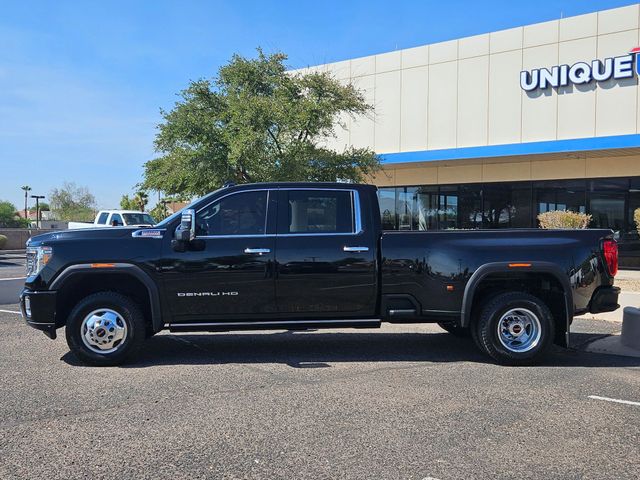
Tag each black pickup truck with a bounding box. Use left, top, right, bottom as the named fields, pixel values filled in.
left=21, top=182, right=620, bottom=366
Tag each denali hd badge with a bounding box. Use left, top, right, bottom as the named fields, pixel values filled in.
left=520, top=47, right=640, bottom=91
left=177, top=291, right=239, bottom=297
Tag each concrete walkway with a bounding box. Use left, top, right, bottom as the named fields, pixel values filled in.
left=583, top=291, right=640, bottom=323
left=582, top=271, right=640, bottom=358
left=616, top=269, right=640, bottom=280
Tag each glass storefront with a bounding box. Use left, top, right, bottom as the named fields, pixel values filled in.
left=378, top=176, right=640, bottom=268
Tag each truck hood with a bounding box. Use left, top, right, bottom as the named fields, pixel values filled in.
left=27, top=227, right=155, bottom=246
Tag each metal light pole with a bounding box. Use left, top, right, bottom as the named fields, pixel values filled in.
left=31, top=195, right=45, bottom=229
left=21, top=185, right=31, bottom=220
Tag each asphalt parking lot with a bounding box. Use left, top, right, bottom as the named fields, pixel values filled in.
left=0, top=252, right=25, bottom=305
left=1, top=254, right=639, bottom=479
left=1, top=288, right=639, bottom=479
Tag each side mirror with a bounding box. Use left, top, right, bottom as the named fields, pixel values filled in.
left=173, top=209, right=196, bottom=250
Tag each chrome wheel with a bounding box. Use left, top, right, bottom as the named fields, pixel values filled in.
left=80, top=309, right=128, bottom=354
left=496, top=308, right=541, bottom=353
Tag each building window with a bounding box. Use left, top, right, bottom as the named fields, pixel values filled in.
left=416, top=186, right=438, bottom=230
left=397, top=187, right=418, bottom=230
left=483, top=182, right=532, bottom=228
left=378, top=188, right=396, bottom=230
left=439, top=186, right=458, bottom=229
left=588, top=179, right=628, bottom=234
left=534, top=180, right=586, bottom=217
left=375, top=176, right=640, bottom=268
left=458, top=185, right=482, bottom=229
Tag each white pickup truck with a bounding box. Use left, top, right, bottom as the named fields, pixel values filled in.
left=68, top=210, right=156, bottom=229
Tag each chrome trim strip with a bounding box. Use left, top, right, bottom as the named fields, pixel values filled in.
left=131, top=229, right=166, bottom=239
left=193, top=187, right=363, bottom=239
left=195, top=188, right=269, bottom=214
left=388, top=309, right=416, bottom=315
left=264, top=189, right=270, bottom=234
left=244, top=248, right=271, bottom=254
left=195, top=188, right=270, bottom=239
left=343, top=246, right=369, bottom=252
left=282, top=188, right=362, bottom=236
left=196, top=234, right=277, bottom=239
left=353, top=190, right=362, bottom=234
left=276, top=232, right=360, bottom=237
left=170, top=318, right=380, bottom=328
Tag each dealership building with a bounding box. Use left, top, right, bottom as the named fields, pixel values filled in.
left=301, top=3, right=640, bottom=266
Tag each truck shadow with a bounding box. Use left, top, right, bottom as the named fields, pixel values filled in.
left=62, top=330, right=640, bottom=368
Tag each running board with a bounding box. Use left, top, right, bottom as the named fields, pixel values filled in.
left=167, top=318, right=382, bottom=332
left=388, top=309, right=417, bottom=317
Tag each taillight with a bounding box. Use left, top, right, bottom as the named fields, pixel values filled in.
left=603, top=239, right=618, bottom=277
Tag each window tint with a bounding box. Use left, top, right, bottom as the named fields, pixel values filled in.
left=110, top=214, right=124, bottom=226
left=97, top=212, right=109, bottom=225
left=286, top=190, right=354, bottom=234
left=122, top=213, right=156, bottom=225
left=196, top=191, right=267, bottom=236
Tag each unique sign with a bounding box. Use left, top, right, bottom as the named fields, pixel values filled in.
left=520, top=47, right=640, bottom=91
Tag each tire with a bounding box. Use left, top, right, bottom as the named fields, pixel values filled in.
left=65, top=291, right=146, bottom=366
left=437, top=322, right=470, bottom=338
left=472, top=292, right=554, bottom=366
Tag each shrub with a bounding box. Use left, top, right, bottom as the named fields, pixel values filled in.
left=538, top=210, right=591, bottom=229
left=0, top=235, right=7, bottom=249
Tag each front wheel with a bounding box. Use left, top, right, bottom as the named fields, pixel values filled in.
left=65, top=292, right=146, bottom=366
left=473, top=292, right=555, bottom=366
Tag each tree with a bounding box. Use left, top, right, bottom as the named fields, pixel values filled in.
left=149, top=202, right=170, bottom=222
left=142, top=49, right=380, bottom=196
left=133, top=191, right=148, bottom=212
left=0, top=201, right=17, bottom=227
left=121, top=191, right=149, bottom=212
left=21, top=185, right=31, bottom=220
left=120, top=194, right=138, bottom=211
left=29, top=202, right=50, bottom=213
left=0, top=201, right=27, bottom=227
left=49, top=182, right=97, bottom=221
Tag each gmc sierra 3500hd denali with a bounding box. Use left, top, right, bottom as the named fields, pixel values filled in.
left=21, top=182, right=620, bottom=366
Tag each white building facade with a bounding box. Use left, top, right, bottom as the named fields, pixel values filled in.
left=299, top=4, right=640, bottom=267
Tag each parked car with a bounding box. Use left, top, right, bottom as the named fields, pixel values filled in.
left=68, top=210, right=155, bottom=229
left=20, top=182, right=619, bottom=366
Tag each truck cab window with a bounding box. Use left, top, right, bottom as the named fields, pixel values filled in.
left=196, top=191, right=267, bottom=236
left=97, top=212, right=109, bottom=225
left=286, top=190, right=354, bottom=234
left=110, top=214, right=124, bottom=226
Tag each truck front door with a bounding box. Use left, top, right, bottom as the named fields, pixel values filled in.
left=163, top=188, right=277, bottom=323
left=274, top=188, right=377, bottom=318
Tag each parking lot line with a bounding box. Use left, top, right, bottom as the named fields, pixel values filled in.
left=588, top=395, right=640, bottom=407
left=0, top=277, right=26, bottom=281
left=0, top=309, right=20, bottom=314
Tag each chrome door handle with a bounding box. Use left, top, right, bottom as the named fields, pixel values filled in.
left=244, top=248, right=271, bottom=255
left=343, top=246, right=369, bottom=253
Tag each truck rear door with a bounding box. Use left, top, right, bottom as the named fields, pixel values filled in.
left=274, top=188, right=377, bottom=318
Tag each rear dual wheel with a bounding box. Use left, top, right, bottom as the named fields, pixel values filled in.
left=472, top=292, right=555, bottom=366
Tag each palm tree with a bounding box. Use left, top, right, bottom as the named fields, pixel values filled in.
left=134, top=191, right=148, bottom=212
left=21, top=185, right=31, bottom=220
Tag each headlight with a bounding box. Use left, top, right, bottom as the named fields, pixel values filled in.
left=26, top=246, right=53, bottom=278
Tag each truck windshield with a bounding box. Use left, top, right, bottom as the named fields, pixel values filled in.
left=122, top=213, right=156, bottom=225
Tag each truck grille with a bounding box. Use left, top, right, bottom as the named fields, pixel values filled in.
left=25, top=249, right=37, bottom=277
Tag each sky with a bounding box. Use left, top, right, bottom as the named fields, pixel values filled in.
left=0, top=0, right=637, bottom=210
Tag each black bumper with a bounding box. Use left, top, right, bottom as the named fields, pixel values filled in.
left=20, top=288, right=57, bottom=339
left=589, top=286, right=620, bottom=314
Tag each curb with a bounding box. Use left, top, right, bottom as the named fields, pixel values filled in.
left=583, top=334, right=640, bottom=359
